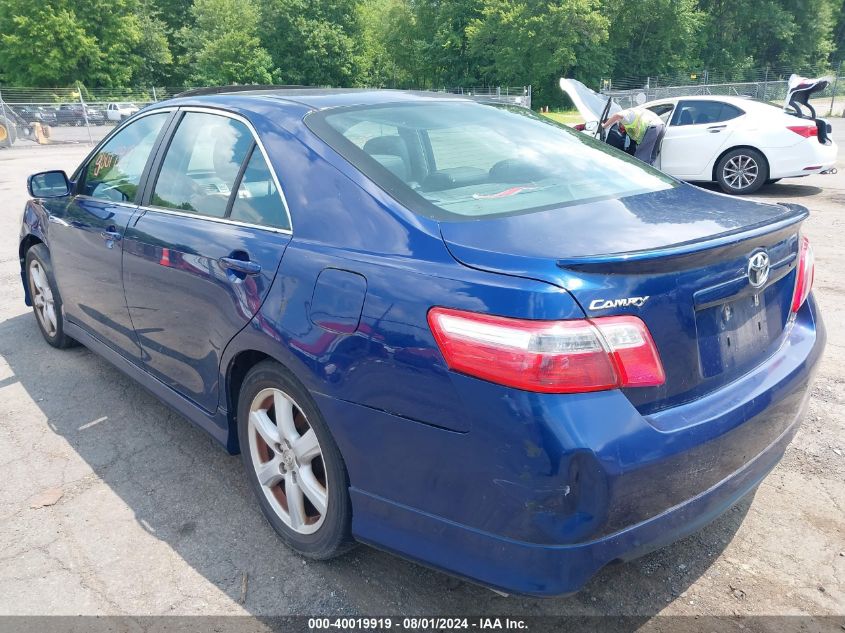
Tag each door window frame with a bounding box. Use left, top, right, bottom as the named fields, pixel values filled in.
left=71, top=108, right=178, bottom=205
left=645, top=102, right=676, bottom=126
left=670, top=100, right=745, bottom=127
left=138, top=106, right=293, bottom=235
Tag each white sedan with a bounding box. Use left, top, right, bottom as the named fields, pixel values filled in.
left=560, top=79, right=838, bottom=194
left=105, top=102, right=140, bottom=122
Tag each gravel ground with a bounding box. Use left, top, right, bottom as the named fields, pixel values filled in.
left=0, top=129, right=843, bottom=625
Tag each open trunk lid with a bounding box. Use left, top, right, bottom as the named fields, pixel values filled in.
left=439, top=184, right=807, bottom=414
left=784, top=74, right=835, bottom=143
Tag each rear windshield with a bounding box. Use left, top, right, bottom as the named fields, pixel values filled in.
left=305, top=101, right=676, bottom=220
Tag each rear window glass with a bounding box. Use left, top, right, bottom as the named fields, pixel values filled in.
left=306, top=102, right=676, bottom=220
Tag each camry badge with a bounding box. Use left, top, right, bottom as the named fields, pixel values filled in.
left=589, top=296, right=650, bottom=310
left=747, top=251, right=770, bottom=288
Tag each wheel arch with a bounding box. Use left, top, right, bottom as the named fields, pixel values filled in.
left=711, top=144, right=771, bottom=182
left=19, top=234, right=45, bottom=305
left=225, top=349, right=274, bottom=453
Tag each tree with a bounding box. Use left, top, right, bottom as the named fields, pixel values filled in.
left=260, top=0, right=361, bottom=86
left=467, top=0, right=610, bottom=107
left=181, top=0, right=275, bottom=85
left=357, top=0, right=406, bottom=86
left=602, top=0, right=704, bottom=81
left=697, top=0, right=838, bottom=77
left=0, top=1, right=100, bottom=85
left=836, top=0, right=845, bottom=60
left=0, top=0, right=171, bottom=87
left=131, top=1, right=174, bottom=86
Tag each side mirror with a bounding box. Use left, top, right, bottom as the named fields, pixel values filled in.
left=28, top=170, right=71, bottom=198
left=584, top=120, right=599, bottom=132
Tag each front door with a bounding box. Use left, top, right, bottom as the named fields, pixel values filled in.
left=122, top=110, right=291, bottom=412
left=48, top=110, right=172, bottom=360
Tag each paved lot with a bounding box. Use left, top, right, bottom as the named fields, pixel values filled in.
left=0, top=131, right=843, bottom=622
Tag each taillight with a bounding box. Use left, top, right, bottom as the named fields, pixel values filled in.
left=573, top=123, right=586, bottom=131
left=791, top=235, right=815, bottom=312
left=427, top=307, right=665, bottom=393
left=787, top=125, right=817, bottom=139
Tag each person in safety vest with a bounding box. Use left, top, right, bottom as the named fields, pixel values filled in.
left=602, top=108, right=665, bottom=165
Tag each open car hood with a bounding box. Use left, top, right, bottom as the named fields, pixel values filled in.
left=559, top=78, right=621, bottom=122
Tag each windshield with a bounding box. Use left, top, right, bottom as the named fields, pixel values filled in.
left=306, top=101, right=676, bottom=220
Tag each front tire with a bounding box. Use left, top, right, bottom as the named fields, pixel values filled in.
left=716, top=148, right=768, bottom=195
left=237, top=360, right=355, bottom=559
left=25, top=244, right=77, bottom=348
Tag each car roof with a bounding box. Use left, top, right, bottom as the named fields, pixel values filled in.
left=170, top=87, right=474, bottom=111
left=649, top=95, right=754, bottom=105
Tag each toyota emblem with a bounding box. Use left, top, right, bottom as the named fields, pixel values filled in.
left=747, top=251, right=770, bottom=288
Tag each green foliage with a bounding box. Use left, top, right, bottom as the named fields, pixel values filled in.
left=697, top=0, right=836, bottom=76
left=0, top=0, right=172, bottom=86
left=0, top=1, right=99, bottom=85
left=0, top=0, right=841, bottom=105
left=604, top=0, right=704, bottom=79
left=181, top=0, right=275, bottom=85
left=260, top=0, right=361, bottom=86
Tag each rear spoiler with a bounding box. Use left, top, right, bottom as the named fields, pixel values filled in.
left=557, top=204, right=808, bottom=271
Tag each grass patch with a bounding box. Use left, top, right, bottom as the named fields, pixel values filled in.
left=541, top=110, right=583, bottom=125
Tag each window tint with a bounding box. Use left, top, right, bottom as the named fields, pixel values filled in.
left=82, top=112, right=168, bottom=202
left=229, top=148, right=288, bottom=229
left=307, top=103, right=675, bottom=220
left=673, top=101, right=744, bottom=126
left=151, top=112, right=253, bottom=218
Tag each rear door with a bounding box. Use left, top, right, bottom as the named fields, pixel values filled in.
left=659, top=100, right=744, bottom=178
left=122, top=108, right=292, bottom=412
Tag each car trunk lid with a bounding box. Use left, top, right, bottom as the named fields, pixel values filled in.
left=439, top=184, right=807, bottom=414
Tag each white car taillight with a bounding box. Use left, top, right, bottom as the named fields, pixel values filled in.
left=427, top=307, right=665, bottom=393
left=791, top=235, right=815, bottom=313
left=787, top=125, right=818, bottom=139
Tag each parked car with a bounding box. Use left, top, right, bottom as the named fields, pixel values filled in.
left=1, top=97, right=39, bottom=147
left=55, top=104, right=105, bottom=126
left=14, top=105, right=58, bottom=126
left=106, top=102, right=140, bottom=122
left=19, top=89, right=825, bottom=596
left=560, top=78, right=837, bottom=194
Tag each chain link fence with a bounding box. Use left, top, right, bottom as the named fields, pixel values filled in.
left=0, top=84, right=530, bottom=150
left=601, top=63, right=845, bottom=116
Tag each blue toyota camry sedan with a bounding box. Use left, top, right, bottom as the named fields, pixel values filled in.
left=19, top=88, right=825, bottom=596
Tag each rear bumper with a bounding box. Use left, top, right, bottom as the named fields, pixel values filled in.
left=351, top=413, right=800, bottom=596
left=316, top=298, right=825, bottom=596
left=768, top=139, right=838, bottom=178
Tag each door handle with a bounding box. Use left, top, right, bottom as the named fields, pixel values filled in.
left=218, top=256, right=261, bottom=275
left=707, top=125, right=726, bottom=133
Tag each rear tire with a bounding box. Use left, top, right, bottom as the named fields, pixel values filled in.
left=716, top=148, right=768, bottom=195
left=765, top=178, right=781, bottom=185
left=237, top=360, right=355, bottom=560
left=25, top=244, right=77, bottom=349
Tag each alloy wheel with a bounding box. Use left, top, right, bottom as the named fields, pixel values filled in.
left=29, top=259, right=57, bottom=337
left=247, top=387, right=328, bottom=535
left=723, top=154, right=759, bottom=190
